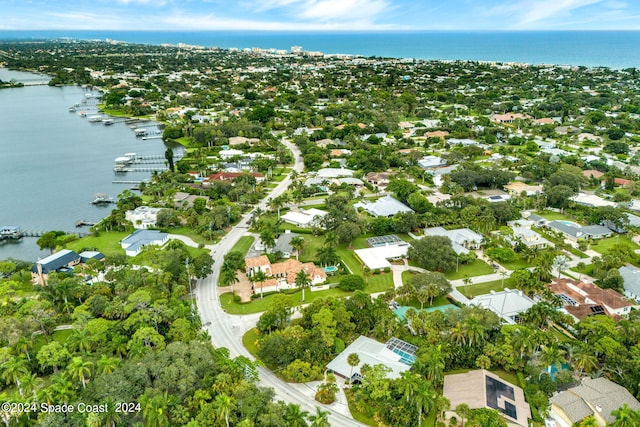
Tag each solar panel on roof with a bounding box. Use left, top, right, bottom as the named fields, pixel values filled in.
left=589, top=305, right=605, bottom=314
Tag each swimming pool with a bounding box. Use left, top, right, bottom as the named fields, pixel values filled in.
left=323, top=266, right=338, bottom=273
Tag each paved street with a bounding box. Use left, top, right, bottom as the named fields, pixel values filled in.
left=195, top=139, right=365, bottom=426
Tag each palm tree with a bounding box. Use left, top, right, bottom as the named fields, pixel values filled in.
left=308, top=407, right=330, bottom=427
left=140, top=392, right=170, bottom=427
left=295, top=269, right=312, bottom=302
left=290, top=236, right=305, bottom=260
left=413, top=380, right=436, bottom=427
left=455, top=403, right=470, bottom=427
left=571, top=344, right=598, bottom=377
left=462, top=316, right=486, bottom=347
left=1, top=355, right=29, bottom=396
left=215, top=394, right=235, bottom=427
left=67, top=356, right=93, bottom=389
left=347, top=353, right=360, bottom=385
left=50, top=372, right=74, bottom=403
left=14, top=336, right=33, bottom=361
left=397, top=371, right=420, bottom=403
left=19, top=372, right=43, bottom=401
left=284, top=404, right=309, bottom=427
left=252, top=269, right=268, bottom=299
left=540, top=344, right=566, bottom=374
left=610, top=403, right=640, bottom=427
left=67, top=328, right=92, bottom=354
left=259, top=228, right=276, bottom=253
left=97, top=355, right=120, bottom=375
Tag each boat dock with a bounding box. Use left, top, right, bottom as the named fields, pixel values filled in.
left=75, top=220, right=96, bottom=227
left=0, top=226, right=22, bottom=241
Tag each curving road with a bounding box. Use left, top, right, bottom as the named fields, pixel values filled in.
left=196, top=139, right=365, bottom=426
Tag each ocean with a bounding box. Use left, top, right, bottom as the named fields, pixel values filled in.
left=1, top=30, right=639, bottom=69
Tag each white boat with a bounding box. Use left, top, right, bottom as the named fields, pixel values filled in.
left=88, top=115, right=103, bottom=123
left=103, top=119, right=114, bottom=126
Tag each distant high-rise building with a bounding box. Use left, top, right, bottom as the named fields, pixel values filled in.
left=290, top=45, right=303, bottom=55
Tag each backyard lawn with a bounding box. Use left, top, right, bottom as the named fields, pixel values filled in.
left=590, top=235, right=640, bottom=254
left=458, top=278, right=514, bottom=298
left=536, top=211, right=575, bottom=221
left=66, top=231, right=129, bottom=256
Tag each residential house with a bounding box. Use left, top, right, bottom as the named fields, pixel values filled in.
left=547, top=278, right=636, bottom=321
left=316, top=168, right=355, bottom=179
left=443, top=369, right=531, bottom=427
left=504, top=181, right=543, bottom=196
left=546, top=220, right=613, bottom=241
left=204, top=172, right=265, bottom=184
left=582, top=169, right=605, bottom=180
left=471, top=289, right=536, bottom=324
left=31, top=249, right=82, bottom=285
left=280, top=208, right=328, bottom=228
left=491, top=113, right=530, bottom=124
left=125, top=206, right=163, bottom=229
left=535, top=117, right=557, bottom=125
left=507, top=226, right=552, bottom=249
left=218, top=148, right=245, bottom=160
left=326, top=336, right=415, bottom=382
left=120, top=229, right=169, bottom=256
left=555, top=125, right=581, bottom=135
left=365, top=171, right=392, bottom=188
left=354, top=195, right=413, bottom=218
left=418, top=155, right=447, bottom=170
left=173, top=192, right=210, bottom=209
left=618, top=264, right=640, bottom=302
left=244, top=256, right=326, bottom=293
left=354, top=243, right=410, bottom=270
left=424, top=227, right=483, bottom=254
left=550, top=378, right=640, bottom=427
left=570, top=193, right=617, bottom=208
left=272, top=231, right=300, bottom=258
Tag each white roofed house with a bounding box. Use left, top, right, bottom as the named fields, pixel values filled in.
left=280, top=208, right=328, bottom=228
left=423, top=227, right=483, bottom=254
left=354, top=195, right=413, bottom=218
left=618, top=264, right=640, bottom=302
left=125, top=206, right=163, bottom=229
left=418, top=155, right=447, bottom=170
left=506, top=226, right=552, bottom=250
left=471, top=289, right=536, bottom=324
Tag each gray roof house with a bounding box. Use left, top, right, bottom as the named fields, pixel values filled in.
left=354, top=195, right=413, bottom=217
left=550, top=378, right=640, bottom=427
left=32, top=249, right=80, bottom=274
left=121, top=229, right=169, bottom=256
left=31, top=249, right=82, bottom=285
left=273, top=231, right=300, bottom=258
left=546, top=220, right=612, bottom=241
left=619, top=264, right=640, bottom=302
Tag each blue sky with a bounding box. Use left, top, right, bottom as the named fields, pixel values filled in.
left=1, top=0, right=639, bottom=31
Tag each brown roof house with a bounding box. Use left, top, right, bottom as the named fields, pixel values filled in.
left=548, top=278, right=637, bottom=321
left=443, top=369, right=531, bottom=427
left=244, top=256, right=326, bottom=294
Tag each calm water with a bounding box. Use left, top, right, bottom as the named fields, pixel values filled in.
left=0, top=69, right=177, bottom=261
left=1, top=30, right=639, bottom=68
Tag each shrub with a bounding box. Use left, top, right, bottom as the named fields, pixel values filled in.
left=338, top=275, right=366, bottom=291
left=373, top=268, right=381, bottom=275
left=315, top=381, right=339, bottom=404
left=383, top=267, right=391, bottom=273
left=282, top=359, right=322, bottom=383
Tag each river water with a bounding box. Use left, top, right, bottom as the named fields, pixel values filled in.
left=0, top=68, right=179, bottom=261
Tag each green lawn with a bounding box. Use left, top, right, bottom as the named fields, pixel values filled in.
left=590, top=235, right=639, bottom=255
left=242, top=328, right=261, bottom=358
left=498, top=255, right=532, bottom=271
left=220, top=274, right=393, bottom=315
left=167, top=226, right=208, bottom=245
left=32, top=328, right=74, bottom=354
left=536, top=211, right=575, bottom=221
left=444, top=259, right=494, bottom=280
left=335, top=247, right=364, bottom=274
left=66, top=231, right=129, bottom=256
left=230, top=236, right=255, bottom=257
left=458, top=278, right=514, bottom=298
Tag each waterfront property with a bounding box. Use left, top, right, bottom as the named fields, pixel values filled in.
left=549, top=378, right=640, bottom=427
left=0, top=226, right=22, bottom=240
left=443, top=369, right=531, bottom=427
left=120, top=229, right=169, bottom=256
left=326, top=336, right=415, bottom=382
left=125, top=206, right=163, bottom=229
left=31, top=249, right=81, bottom=285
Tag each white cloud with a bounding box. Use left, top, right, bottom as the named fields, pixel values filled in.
left=115, top=0, right=169, bottom=5
left=483, top=0, right=606, bottom=28
left=298, top=0, right=390, bottom=21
